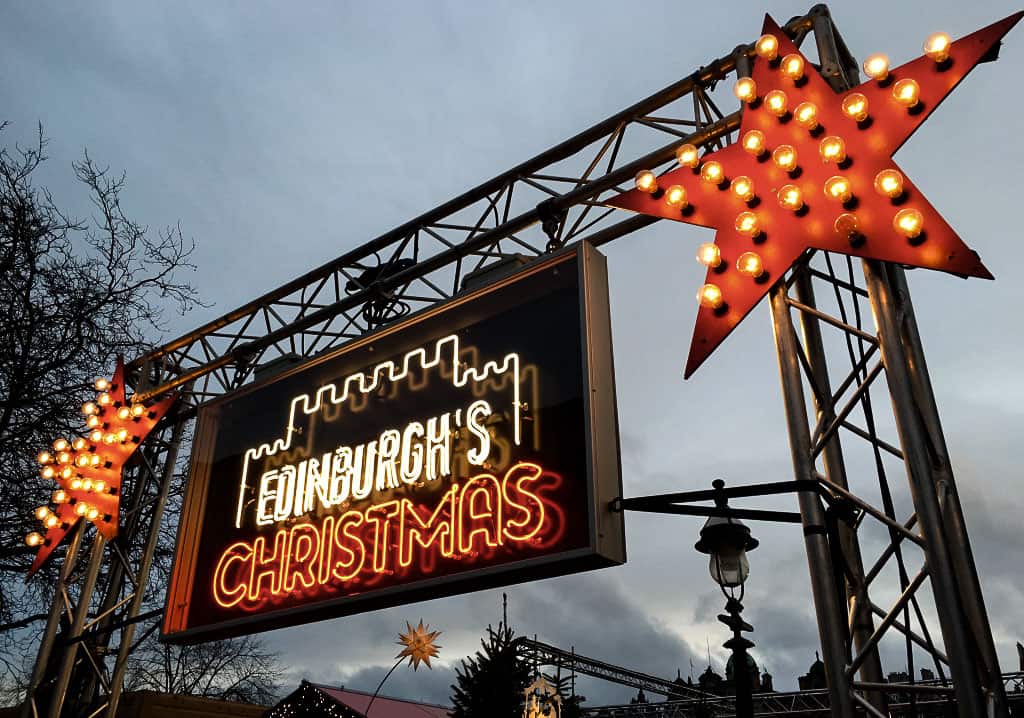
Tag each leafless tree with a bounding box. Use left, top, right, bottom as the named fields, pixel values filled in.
left=0, top=122, right=281, bottom=705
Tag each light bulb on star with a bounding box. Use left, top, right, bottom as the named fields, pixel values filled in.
left=863, top=54, right=889, bottom=81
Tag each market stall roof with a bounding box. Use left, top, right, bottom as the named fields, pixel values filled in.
left=266, top=680, right=451, bottom=718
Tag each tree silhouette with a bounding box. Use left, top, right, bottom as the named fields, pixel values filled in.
left=450, top=624, right=530, bottom=718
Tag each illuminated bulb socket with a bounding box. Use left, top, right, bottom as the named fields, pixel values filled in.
left=82, top=478, right=94, bottom=492
left=741, top=130, right=767, bottom=157
left=76, top=455, right=90, bottom=467
left=117, top=406, right=131, bottom=420
left=874, top=169, right=905, bottom=199
left=824, top=176, right=853, bottom=203
left=72, top=437, right=87, bottom=451
left=25, top=532, right=44, bottom=548
left=755, top=34, right=779, bottom=61
left=37, top=451, right=52, bottom=465
left=893, top=208, right=924, bottom=240
left=60, top=466, right=73, bottom=480
left=90, top=454, right=101, bottom=467
left=86, top=507, right=100, bottom=522
left=98, top=393, right=112, bottom=406
left=733, top=77, right=757, bottom=104
left=86, top=415, right=101, bottom=429
left=634, top=170, right=659, bottom=195
left=730, top=176, right=755, bottom=202
left=841, top=93, right=869, bottom=123
left=819, top=136, right=847, bottom=164
left=70, top=477, right=84, bottom=491
left=52, top=490, right=69, bottom=504
left=40, top=466, right=55, bottom=480
left=131, top=404, right=145, bottom=417
left=103, top=433, right=117, bottom=445
left=794, top=102, right=819, bottom=131
left=52, top=438, right=69, bottom=452
left=764, top=90, right=788, bottom=118
left=34, top=506, right=51, bottom=521
left=116, top=429, right=129, bottom=442
left=57, top=451, right=71, bottom=464
left=781, top=53, right=805, bottom=81
left=89, top=429, right=103, bottom=443
left=95, top=378, right=110, bottom=391
left=699, top=161, right=725, bottom=186
left=664, top=185, right=688, bottom=210
left=772, top=145, right=798, bottom=173
left=892, top=79, right=920, bottom=109
left=697, top=283, right=725, bottom=311
left=736, top=251, right=766, bottom=280
left=923, top=32, right=951, bottom=64
left=82, top=402, right=98, bottom=416
left=777, top=185, right=804, bottom=212
left=676, top=144, right=700, bottom=169
left=75, top=502, right=90, bottom=517
left=862, top=54, right=889, bottom=81
left=735, top=211, right=761, bottom=238
left=44, top=514, right=61, bottom=529
left=93, top=480, right=107, bottom=494
left=696, top=243, right=722, bottom=269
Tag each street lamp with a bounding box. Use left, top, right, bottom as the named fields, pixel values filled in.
left=695, top=479, right=759, bottom=718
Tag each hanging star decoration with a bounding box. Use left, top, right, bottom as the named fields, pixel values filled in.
left=25, top=358, right=177, bottom=577
left=606, top=12, right=1022, bottom=378
left=396, top=620, right=442, bottom=670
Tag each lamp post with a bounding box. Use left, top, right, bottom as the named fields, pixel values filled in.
left=695, top=479, right=759, bottom=718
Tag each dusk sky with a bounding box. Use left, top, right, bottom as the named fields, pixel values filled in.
left=3, top=0, right=1023, bottom=708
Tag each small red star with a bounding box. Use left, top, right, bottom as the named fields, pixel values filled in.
left=607, top=13, right=1022, bottom=378
left=26, top=358, right=177, bottom=577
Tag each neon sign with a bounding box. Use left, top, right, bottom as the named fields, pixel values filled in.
left=164, top=243, right=624, bottom=642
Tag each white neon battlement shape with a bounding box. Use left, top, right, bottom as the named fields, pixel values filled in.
left=234, top=333, right=522, bottom=528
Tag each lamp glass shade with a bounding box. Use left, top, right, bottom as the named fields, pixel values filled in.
left=710, top=547, right=750, bottom=588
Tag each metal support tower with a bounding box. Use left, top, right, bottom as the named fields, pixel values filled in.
left=20, top=5, right=1006, bottom=716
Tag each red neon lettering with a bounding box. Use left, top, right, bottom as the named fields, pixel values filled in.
left=332, top=510, right=366, bottom=581
left=502, top=462, right=545, bottom=542
left=365, top=501, right=400, bottom=574
left=399, top=490, right=455, bottom=570
left=458, top=474, right=503, bottom=553
left=247, top=532, right=287, bottom=602
left=283, top=523, right=320, bottom=592
left=213, top=541, right=252, bottom=608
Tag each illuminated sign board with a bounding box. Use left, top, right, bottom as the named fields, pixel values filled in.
left=163, top=243, right=624, bottom=642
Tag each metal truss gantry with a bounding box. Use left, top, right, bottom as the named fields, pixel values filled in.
left=21, top=5, right=1008, bottom=717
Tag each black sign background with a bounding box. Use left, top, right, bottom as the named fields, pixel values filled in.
left=164, top=244, right=624, bottom=642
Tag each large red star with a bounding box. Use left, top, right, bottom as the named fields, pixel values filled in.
left=607, top=12, right=1022, bottom=378
left=26, top=359, right=177, bottom=577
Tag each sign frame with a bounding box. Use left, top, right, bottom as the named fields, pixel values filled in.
left=162, top=242, right=624, bottom=643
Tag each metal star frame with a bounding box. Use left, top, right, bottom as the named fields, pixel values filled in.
left=26, top=359, right=177, bottom=577
left=607, top=12, right=1022, bottom=378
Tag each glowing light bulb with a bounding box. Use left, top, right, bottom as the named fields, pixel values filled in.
left=116, top=428, right=129, bottom=442
left=93, top=480, right=106, bottom=494
left=70, top=477, right=84, bottom=491
left=90, top=454, right=101, bottom=467
left=764, top=90, right=788, bottom=117
left=736, top=251, right=765, bottom=278
left=117, top=406, right=131, bottom=421
left=697, top=283, right=724, bottom=310
left=53, top=439, right=69, bottom=452
left=72, top=437, right=87, bottom=451
left=741, top=130, right=766, bottom=156
left=781, top=54, right=805, bottom=81
left=82, top=478, right=94, bottom=492
left=824, top=176, right=853, bottom=203
left=98, top=393, right=112, bottom=406
left=731, top=176, right=755, bottom=202
left=44, top=514, right=60, bottom=529
left=75, top=502, right=90, bottom=517
left=772, top=145, right=798, bottom=172
left=734, top=77, right=757, bottom=104
left=735, top=212, right=761, bottom=237
left=863, top=54, right=890, bottom=81
left=819, top=136, right=847, bottom=164
left=923, top=32, right=951, bottom=63
left=778, top=184, right=804, bottom=211
left=696, top=243, right=722, bottom=268
left=76, top=455, right=90, bottom=467
left=52, top=490, right=69, bottom=504
left=892, top=78, right=920, bottom=108
left=38, top=451, right=52, bottom=465
left=34, top=506, right=51, bottom=521
left=791, top=103, right=817, bottom=131
left=131, top=404, right=145, bottom=417
left=676, top=144, right=700, bottom=168
left=82, top=402, right=98, bottom=416
left=841, top=93, right=869, bottom=122
left=103, top=433, right=116, bottom=444
left=60, top=466, right=73, bottom=480
left=86, top=506, right=100, bottom=521
left=57, top=451, right=71, bottom=465
left=89, top=429, right=103, bottom=443
left=95, top=378, right=110, bottom=391
left=755, top=34, right=779, bottom=60
left=665, top=185, right=688, bottom=209
left=700, top=161, right=725, bottom=185
left=41, top=466, right=55, bottom=480
left=87, top=415, right=101, bottom=429
left=874, top=169, right=904, bottom=198
left=893, top=208, right=924, bottom=238
left=25, top=532, right=44, bottom=548
left=635, top=170, right=659, bottom=194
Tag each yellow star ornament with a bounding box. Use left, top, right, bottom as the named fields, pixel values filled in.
left=396, top=620, right=442, bottom=671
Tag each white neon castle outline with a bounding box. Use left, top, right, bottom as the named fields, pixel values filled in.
left=234, top=333, right=522, bottom=528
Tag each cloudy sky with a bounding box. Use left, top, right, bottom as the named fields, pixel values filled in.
left=3, top=0, right=1024, bottom=708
